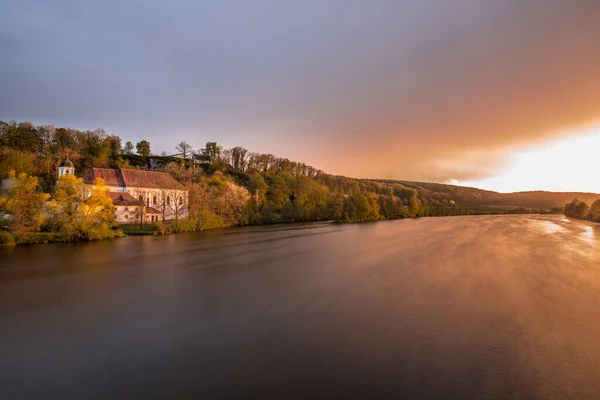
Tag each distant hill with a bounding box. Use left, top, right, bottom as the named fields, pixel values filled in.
left=371, top=179, right=600, bottom=210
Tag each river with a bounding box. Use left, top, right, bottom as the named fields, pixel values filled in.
left=1, top=215, right=600, bottom=399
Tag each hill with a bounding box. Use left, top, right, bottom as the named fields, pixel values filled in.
left=372, top=179, right=600, bottom=210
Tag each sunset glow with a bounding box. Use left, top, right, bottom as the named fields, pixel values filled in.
left=456, top=126, right=600, bottom=193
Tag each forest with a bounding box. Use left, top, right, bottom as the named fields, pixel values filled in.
left=1, top=120, right=598, bottom=245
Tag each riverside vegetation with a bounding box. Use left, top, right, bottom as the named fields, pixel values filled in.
left=1, top=120, right=599, bottom=246
left=563, top=198, right=600, bottom=223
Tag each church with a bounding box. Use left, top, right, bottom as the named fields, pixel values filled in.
left=58, top=158, right=188, bottom=224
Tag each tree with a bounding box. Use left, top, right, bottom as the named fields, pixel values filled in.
left=49, top=173, right=86, bottom=240
left=105, top=135, right=122, bottom=157
left=564, top=198, right=590, bottom=219
left=0, top=121, right=44, bottom=153
left=587, top=200, right=600, bottom=222
left=202, top=142, right=222, bottom=160
left=123, top=141, right=134, bottom=154
left=230, top=146, right=248, bottom=172
left=48, top=174, right=116, bottom=241
left=134, top=189, right=150, bottom=229
left=176, top=142, right=194, bottom=159
left=79, top=178, right=116, bottom=239
left=166, top=189, right=188, bottom=226
left=5, top=173, right=49, bottom=244
left=136, top=140, right=151, bottom=157
left=0, top=151, right=36, bottom=178
left=248, top=172, right=269, bottom=206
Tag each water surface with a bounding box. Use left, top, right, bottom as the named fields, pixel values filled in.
left=2, top=215, right=600, bottom=399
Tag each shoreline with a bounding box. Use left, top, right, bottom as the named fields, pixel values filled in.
left=1, top=212, right=566, bottom=248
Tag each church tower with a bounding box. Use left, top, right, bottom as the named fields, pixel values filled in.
left=57, top=156, right=75, bottom=181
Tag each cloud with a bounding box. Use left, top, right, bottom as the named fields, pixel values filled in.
left=1, top=1, right=600, bottom=182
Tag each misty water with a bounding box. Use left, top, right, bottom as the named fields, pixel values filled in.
left=2, top=215, right=600, bottom=399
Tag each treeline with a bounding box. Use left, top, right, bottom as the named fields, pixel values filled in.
left=1, top=120, right=506, bottom=245
left=564, top=198, right=600, bottom=222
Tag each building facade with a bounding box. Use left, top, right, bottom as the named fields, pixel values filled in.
left=82, top=168, right=189, bottom=224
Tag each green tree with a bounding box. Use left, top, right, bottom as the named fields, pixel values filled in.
left=5, top=173, right=49, bottom=244
left=248, top=172, right=269, bottom=206
left=136, top=140, right=151, bottom=157
left=123, top=141, right=134, bottom=154
left=202, top=142, right=222, bottom=160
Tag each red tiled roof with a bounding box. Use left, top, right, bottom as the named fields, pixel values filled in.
left=107, top=192, right=142, bottom=206
left=145, top=207, right=161, bottom=214
left=84, top=168, right=125, bottom=187
left=120, top=169, right=185, bottom=190
left=84, top=168, right=185, bottom=190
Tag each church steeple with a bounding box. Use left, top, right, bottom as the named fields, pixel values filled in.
left=57, top=155, right=75, bottom=181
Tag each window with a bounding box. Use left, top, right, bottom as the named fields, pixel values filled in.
left=167, top=196, right=171, bottom=205
left=139, top=195, right=143, bottom=202
left=153, top=196, right=157, bottom=205
left=179, top=197, right=183, bottom=205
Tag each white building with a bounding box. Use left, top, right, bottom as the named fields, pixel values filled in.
left=82, top=167, right=189, bottom=224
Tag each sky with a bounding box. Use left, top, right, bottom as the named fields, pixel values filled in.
left=2, top=1, right=600, bottom=193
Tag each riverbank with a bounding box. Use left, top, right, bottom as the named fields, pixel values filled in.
left=1, top=209, right=554, bottom=247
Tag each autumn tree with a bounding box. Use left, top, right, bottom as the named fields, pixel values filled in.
left=79, top=178, right=116, bottom=239
left=5, top=173, right=49, bottom=244
left=48, top=173, right=85, bottom=240
left=587, top=200, right=600, bottom=222
left=564, top=198, right=590, bottom=220
left=0, top=151, right=36, bottom=178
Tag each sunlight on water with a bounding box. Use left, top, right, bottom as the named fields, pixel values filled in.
left=535, top=220, right=566, bottom=234
left=580, top=225, right=596, bottom=244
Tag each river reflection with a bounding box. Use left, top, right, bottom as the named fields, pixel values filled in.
left=1, top=215, right=600, bottom=399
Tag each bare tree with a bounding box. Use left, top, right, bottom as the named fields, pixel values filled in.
left=135, top=189, right=150, bottom=229
left=219, top=148, right=232, bottom=167
left=176, top=142, right=194, bottom=159
left=167, top=189, right=188, bottom=225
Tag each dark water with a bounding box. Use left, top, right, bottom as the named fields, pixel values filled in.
left=2, top=215, right=600, bottom=399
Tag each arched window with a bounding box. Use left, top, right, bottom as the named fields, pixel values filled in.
left=167, top=196, right=171, bottom=205
left=179, top=197, right=183, bottom=205
left=138, top=195, right=143, bottom=202
left=153, top=196, right=157, bottom=205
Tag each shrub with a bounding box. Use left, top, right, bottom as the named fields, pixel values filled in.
left=0, top=230, right=15, bottom=247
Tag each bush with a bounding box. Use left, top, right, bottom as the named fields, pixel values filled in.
left=0, top=230, right=15, bottom=247
left=173, top=218, right=197, bottom=233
